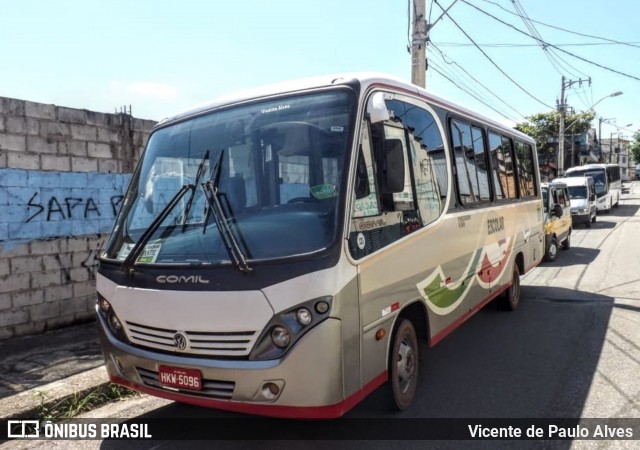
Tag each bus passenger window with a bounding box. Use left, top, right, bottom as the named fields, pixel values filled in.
left=450, top=119, right=490, bottom=205
left=515, top=141, right=537, bottom=197
left=488, top=132, right=517, bottom=200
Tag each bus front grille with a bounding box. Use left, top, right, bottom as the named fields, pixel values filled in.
left=125, top=321, right=258, bottom=357
left=136, top=367, right=235, bottom=399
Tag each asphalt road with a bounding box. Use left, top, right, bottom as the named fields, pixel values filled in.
left=9, top=182, right=639, bottom=450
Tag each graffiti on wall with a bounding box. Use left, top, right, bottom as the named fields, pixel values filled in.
left=0, top=169, right=132, bottom=246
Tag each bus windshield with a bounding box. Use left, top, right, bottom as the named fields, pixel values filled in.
left=566, top=168, right=606, bottom=195
left=567, top=186, right=587, bottom=199
left=101, top=90, right=354, bottom=266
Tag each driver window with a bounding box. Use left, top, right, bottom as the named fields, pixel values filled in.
left=352, top=122, right=380, bottom=218
left=348, top=95, right=447, bottom=259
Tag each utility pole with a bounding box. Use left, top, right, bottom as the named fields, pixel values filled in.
left=411, top=0, right=427, bottom=88
left=557, top=76, right=591, bottom=176
left=557, top=76, right=566, bottom=177
left=598, top=117, right=614, bottom=163
left=609, top=133, right=614, bottom=163
left=411, top=0, right=460, bottom=88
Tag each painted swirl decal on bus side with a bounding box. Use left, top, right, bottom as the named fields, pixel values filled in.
left=476, top=237, right=514, bottom=289
left=416, top=248, right=482, bottom=316
left=416, top=235, right=514, bottom=315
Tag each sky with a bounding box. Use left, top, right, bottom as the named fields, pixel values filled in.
left=2, top=0, right=638, bottom=140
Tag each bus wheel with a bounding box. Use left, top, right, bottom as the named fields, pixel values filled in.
left=499, top=264, right=521, bottom=311
left=561, top=234, right=571, bottom=250
left=545, top=238, right=558, bottom=262
left=389, top=319, right=418, bottom=411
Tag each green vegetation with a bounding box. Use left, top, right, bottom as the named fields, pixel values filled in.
left=515, top=110, right=595, bottom=163
left=33, top=384, right=139, bottom=422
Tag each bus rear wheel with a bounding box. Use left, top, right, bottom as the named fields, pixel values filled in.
left=498, top=263, right=521, bottom=311
left=389, top=319, right=418, bottom=411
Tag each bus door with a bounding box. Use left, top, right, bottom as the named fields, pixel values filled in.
left=349, top=93, right=452, bottom=382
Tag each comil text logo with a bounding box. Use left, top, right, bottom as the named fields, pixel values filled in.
left=156, top=275, right=210, bottom=284
left=7, top=420, right=40, bottom=438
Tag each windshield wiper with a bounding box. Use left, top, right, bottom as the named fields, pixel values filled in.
left=202, top=150, right=253, bottom=273
left=122, top=184, right=192, bottom=277
left=181, top=150, right=209, bottom=232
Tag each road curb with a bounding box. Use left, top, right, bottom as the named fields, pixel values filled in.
left=0, top=366, right=109, bottom=421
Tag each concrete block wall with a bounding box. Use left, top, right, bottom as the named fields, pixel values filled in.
left=0, top=96, right=157, bottom=340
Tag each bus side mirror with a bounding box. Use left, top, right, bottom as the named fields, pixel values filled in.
left=379, top=138, right=405, bottom=194
left=552, top=204, right=563, bottom=218
left=367, top=92, right=390, bottom=124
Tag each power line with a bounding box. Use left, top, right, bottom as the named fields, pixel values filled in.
left=431, top=43, right=525, bottom=118
left=435, top=41, right=640, bottom=48
left=433, top=0, right=555, bottom=109
left=462, top=0, right=640, bottom=83
left=429, top=53, right=519, bottom=121
left=473, top=0, right=640, bottom=50
left=511, top=0, right=590, bottom=79
left=429, top=62, right=517, bottom=122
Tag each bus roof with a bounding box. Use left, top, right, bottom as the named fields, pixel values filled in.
left=557, top=176, right=593, bottom=186
left=154, top=72, right=533, bottom=143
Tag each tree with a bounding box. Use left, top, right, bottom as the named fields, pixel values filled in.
left=629, top=132, right=640, bottom=166
left=515, top=110, right=595, bottom=166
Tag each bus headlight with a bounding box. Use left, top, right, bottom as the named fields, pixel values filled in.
left=96, top=295, right=129, bottom=344
left=271, top=326, right=291, bottom=348
left=296, top=308, right=312, bottom=326
left=249, top=296, right=333, bottom=361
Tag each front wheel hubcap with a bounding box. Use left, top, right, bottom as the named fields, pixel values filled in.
left=396, top=340, right=415, bottom=393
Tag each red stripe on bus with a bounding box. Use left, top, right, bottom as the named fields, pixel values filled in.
left=429, top=283, right=510, bottom=347
left=110, top=371, right=388, bottom=419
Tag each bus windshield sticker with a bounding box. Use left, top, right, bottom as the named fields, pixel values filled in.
left=117, top=241, right=162, bottom=263
left=137, top=241, right=162, bottom=264
left=310, top=184, right=337, bottom=200
left=116, top=243, right=135, bottom=261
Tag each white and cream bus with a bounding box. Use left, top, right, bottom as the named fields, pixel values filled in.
left=564, top=163, right=621, bottom=212
left=96, top=74, right=544, bottom=418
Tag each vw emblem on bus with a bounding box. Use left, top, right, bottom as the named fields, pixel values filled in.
left=173, top=332, right=189, bottom=351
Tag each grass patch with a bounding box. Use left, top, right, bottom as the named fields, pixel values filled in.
left=34, top=384, right=140, bottom=422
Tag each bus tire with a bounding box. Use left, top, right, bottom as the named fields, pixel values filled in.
left=561, top=234, right=571, bottom=250
left=388, top=318, right=418, bottom=411
left=545, top=237, right=558, bottom=262
left=499, top=263, right=521, bottom=311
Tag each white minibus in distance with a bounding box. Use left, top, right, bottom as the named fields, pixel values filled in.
left=558, top=176, right=597, bottom=227
left=565, top=163, right=621, bottom=212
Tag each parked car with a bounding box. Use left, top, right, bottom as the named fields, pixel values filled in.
left=541, top=181, right=572, bottom=261
left=558, top=176, right=597, bottom=228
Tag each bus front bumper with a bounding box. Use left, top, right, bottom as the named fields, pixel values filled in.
left=97, top=314, right=380, bottom=418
